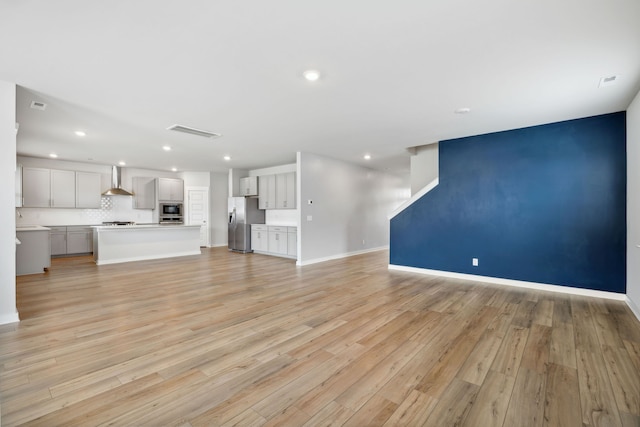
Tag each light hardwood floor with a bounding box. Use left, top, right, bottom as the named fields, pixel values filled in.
left=1, top=248, right=640, bottom=426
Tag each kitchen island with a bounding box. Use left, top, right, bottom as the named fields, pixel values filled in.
left=92, top=224, right=201, bottom=265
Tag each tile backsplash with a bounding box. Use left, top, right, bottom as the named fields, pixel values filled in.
left=16, top=196, right=154, bottom=226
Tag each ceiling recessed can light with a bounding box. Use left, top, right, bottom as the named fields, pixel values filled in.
left=171, top=167, right=177, bottom=172
left=118, top=161, right=126, bottom=166
left=49, top=153, right=58, bottom=158
left=162, top=145, right=172, bottom=151
left=455, top=107, right=471, bottom=114
left=223, top=155, right=231, bottom=161
left=75, top=130, right=86, bottom=137
left=364, top=154, right=371, bottom=160
left=303, top=70, right=321, bottom=82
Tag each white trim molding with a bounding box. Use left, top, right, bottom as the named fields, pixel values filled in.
left=298, top=246, right=388, bottom=267
left=388, top=264, right=627, bottom=301
left=388, top=178, right=439, bottom=219
left=0, top=311, right=20, bottom=325
left=626, top=296, right=640, bottom=322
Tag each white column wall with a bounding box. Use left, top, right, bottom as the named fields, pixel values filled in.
left=627, top=89, right=640, bottom=320
left=0, top=81, right=18, bottom=325
left=410, top=143, right=439, bottom=196
left=209, top=172, right=229, bottom=247
left=297, top=151, right=409, bottom=265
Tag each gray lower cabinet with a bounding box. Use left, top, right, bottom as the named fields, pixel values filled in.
left=48, top=226, right=94, bottom=256
left=251, top=225, right=296, bottom=259
left=50, top=227, right=67, bottom=256
left=16, top=229, right=51, bottom=275
left=67, top=226, right=93, bottom=254
left=268, top=226, right=288, bottom=255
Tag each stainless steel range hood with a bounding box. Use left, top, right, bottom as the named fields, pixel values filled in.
left=102, top=166, right=133, bottom=196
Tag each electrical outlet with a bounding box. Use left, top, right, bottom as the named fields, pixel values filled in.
left=362, top=239, right=365, bottom=245
left=307, top=215, right=313, bottom=221
left=472, top=258, right=479, bottom=266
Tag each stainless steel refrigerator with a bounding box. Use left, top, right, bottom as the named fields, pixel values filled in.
left=228, top=197, right=265, bottom=252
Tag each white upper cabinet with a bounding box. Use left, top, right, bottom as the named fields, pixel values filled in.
left=258, top=174, right=276, bottom=209
left=22, top=167, right=51, bottom=207
left=158, top=178, right=184, bottom=202
left=23, top=167, right=101, bottom=208
left=132, top=176, right=156, bottom=209
left=75, top=172, right=102, bottom=208
left=275, top=172, right=296, bottom=209
left=240, top=176, right=258, bottom=196
left=51, top=169, right=76, bottom=207
left=259, top=172, right=295, bottom=210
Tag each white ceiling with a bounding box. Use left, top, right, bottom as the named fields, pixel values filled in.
left=1, top=0, right=639, bottom=177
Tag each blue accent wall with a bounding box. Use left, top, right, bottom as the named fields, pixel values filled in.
left=390, top=112, right=627, bottom=293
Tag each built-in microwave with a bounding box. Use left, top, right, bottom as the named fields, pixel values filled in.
left=160, top=203, right=183, bottom=216
left=159, top=203, right=183, bottom=223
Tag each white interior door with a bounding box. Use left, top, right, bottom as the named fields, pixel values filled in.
left=186, top=187, right=210, bottom=247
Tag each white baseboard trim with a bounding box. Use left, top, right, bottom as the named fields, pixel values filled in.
left=388, top=264, right=626, bottom=301
left=626, top=296, right=640, bottom=322
left=0, top=311, right=20, bottom=325
left=298, top=246, right=388, bottom=267
left=95, top=250, right=202, bottom=265
left=209, top=243, right=228, bottom=248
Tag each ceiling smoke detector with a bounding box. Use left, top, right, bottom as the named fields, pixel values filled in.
left=166, top=124, right=221, bottom=139
left=30, top=101, right=47, bottom=111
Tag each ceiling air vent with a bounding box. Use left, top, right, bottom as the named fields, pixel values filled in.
left=30, top=101, right=47, bottom=111
left=166, top=124, right=221, bottom=139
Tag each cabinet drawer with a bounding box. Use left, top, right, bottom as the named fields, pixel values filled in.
left=251, top=225, right=268, bottom=232
left=268, top=226, right=286, bottom=232
left=287, top=226, right=297, bottom=233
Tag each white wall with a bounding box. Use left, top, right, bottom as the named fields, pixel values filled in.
left=0, top=81, right=18, bottom=325
left=297, top=152, right=409, bottom=265
left=410, top=143, right=439, bottom=195
left=209, top=172, right=229, bottom=246
left=627, top=88, right=640, bottom=320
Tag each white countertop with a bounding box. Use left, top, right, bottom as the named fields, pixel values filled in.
left=92, top=224, right=201, bottom=230
left=16, top=226, right=51, bottom=232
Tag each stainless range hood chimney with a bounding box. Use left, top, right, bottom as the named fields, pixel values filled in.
left=102, top=166, right=133, bottom=196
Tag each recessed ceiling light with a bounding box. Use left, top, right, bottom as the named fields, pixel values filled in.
left=303, top=70, right=321, bottom=82
left=49, top=153, right=58, bottom=158
left=75, top=130, right=86, bottom=137
left=599, top=75, right=620, bottom=88
left=171, top=167, right=177, bottom=172
left=364, top=154, right=371, bottom=160
left=455, top=107, right=471, bottom=114
left=118, top=161, right=126, bottom=166
left=162, top=145, right=172, bottom=151
left=223, top=155, right=231, bottom=161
